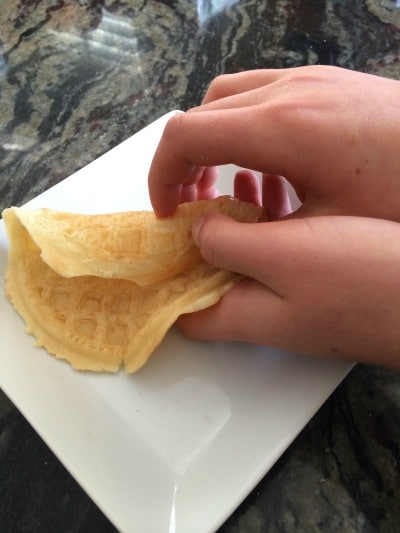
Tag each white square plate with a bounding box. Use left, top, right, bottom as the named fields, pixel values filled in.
left=0, top=112, right=352, bottom=532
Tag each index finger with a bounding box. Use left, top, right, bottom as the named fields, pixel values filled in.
left=148, top=108, right=294, bottom=216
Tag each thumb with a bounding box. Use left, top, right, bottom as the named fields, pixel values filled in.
left=192, top=213, right=268, bottom=281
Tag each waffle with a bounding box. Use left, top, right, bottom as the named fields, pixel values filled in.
left=3, top=197, right=262, bottom=373
left=12, top=196, right=260, bottom=286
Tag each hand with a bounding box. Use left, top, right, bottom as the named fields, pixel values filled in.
left=177, top=212, right=400, bottom=368
left=148, top=65, right=400, bottom=220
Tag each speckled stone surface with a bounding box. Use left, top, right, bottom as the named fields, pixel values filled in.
left=1, top=1, right=400, bottom=531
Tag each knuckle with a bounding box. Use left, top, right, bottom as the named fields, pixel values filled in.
left=205, top=73, right=236, bottom=100
left=162, top=112, right=188, bottom=142
left=281, top=64, right=332, bottom=85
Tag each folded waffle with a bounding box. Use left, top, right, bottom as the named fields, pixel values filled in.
left=3, top=197, right=262, bottom=373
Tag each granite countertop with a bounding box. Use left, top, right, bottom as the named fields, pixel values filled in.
left=1, top=1, right=400, bottom=531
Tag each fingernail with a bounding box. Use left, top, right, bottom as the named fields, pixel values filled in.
left=192, top=216, right=205, bottom=246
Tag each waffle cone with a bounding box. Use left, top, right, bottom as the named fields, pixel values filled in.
left=3, top=197, right=262, bottom=373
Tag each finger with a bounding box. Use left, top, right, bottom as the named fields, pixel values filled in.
left=196, top=188, right=220, bottom=201
left=195, top=82, right=282, bottom=114
left=192, top=213, right=376, bottom=292
left=180, top=184, right=197, bottom=203
left=234, top=170, right=261, bottom=205
left=196, top=165, right=219, bottom=192
left=262, top=174, right=293, bottom=220
left=192, top=213, right=315, bottom=291
left=201, top=69, right=287, bottom=105
left=148, top=109, right=296, bottom=216
left=179, top=167, right=219, bottom=204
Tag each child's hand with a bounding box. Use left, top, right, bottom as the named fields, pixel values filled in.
left=177, top=212, right=400, bottom=368
left=148, top=65, right=400, bottom=368
left=149, top=65, right=400, bottom=221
